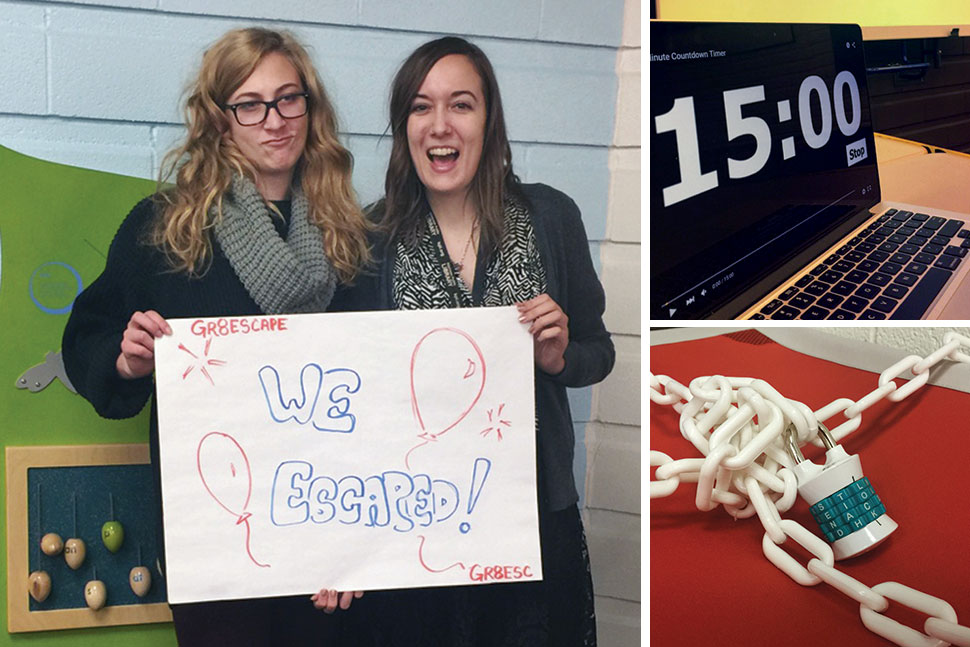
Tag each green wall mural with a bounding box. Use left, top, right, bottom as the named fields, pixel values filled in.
left=1, top=144, right=175, bottom=644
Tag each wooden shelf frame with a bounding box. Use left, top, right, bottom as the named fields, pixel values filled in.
left=5, top=444, right=172, bottom=633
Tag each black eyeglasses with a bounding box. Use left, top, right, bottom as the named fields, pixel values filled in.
left=223, top=92, right=309, bottom=126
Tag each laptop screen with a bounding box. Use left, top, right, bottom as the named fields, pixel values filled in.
left=650, top=22, right=881, bottom=319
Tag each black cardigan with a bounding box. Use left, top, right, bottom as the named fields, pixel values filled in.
left=333, top=183, right=615, bottom=511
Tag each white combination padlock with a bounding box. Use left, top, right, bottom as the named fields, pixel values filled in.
left=785, top=422, right=897, bottom=560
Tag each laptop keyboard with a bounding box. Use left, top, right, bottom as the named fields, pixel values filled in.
left=750, top=209, right=970, bottom=320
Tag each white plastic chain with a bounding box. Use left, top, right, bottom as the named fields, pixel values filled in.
left=650, top=332, right=970, bottom=647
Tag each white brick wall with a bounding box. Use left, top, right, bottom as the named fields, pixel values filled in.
left=0, top=5, right=47, bottom=113
left=0, top=0, right=622, bottom=208
left=585, top=0, right=641, bottom=645
left=809, top=326, right=970, bottom=357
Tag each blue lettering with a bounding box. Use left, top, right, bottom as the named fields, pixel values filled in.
left=311, top=368, right=361, bottom=433
left=383, top=471, right=415, bottom=533
left=309, top=475, right=338, bottom=524
left=410, top=474, right=433, bottom=527
left=270, top=461, right=312, bottom=526
left=338, top=476, right=365, bottom=525
left=258, top=365, right=322, bottom=424
left=259, top=364, right=361, bottom=434
left=432, top=479, right=460, bottom=522
left=266, top=460, right=485, bottom=532
left=364, top=475, right=391, bottom=527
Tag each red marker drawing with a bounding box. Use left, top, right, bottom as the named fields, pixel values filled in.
left=406, top=328, right=486, bottom=469
left=197, top=432, right=269, bottom=568
left=417, top=535, right=466, bottom=574
left=179, top=337, right=227, bottom=385
left=479, top=403, right=512, bottom=441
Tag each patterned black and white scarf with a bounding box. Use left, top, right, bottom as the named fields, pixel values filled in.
left=393, top=199, right=546, bottom=309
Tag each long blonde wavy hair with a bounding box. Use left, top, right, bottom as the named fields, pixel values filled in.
left=153, top=27, right=369, bottom=282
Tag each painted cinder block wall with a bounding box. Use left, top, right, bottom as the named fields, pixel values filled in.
left=584, top=0, right=641, bottom=644
left=0, top=0, right=640, bottom=645
left=811, top=327, right=970, bottom=356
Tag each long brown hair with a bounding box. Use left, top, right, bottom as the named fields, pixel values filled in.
left=380, top=36, right=520, bottom=252
left=154, top=27, right=369, bottom=282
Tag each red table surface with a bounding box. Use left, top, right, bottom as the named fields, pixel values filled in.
left=650, top=330, right=970, bottom=647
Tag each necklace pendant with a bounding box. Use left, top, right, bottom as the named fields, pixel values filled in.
left=454, top=261, right=463, bottom=271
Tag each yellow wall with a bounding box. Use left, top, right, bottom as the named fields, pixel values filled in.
left=656, top=0, right=970, bottom=26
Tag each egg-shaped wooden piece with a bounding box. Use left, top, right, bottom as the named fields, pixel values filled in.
left=84, top=579, right=106, bottom=610
left=64, top=537, right=86, bottom=570
left=28, top=570, right=51, bottom=602
left=40, top=532, right=63, bottom=556
left=129, top=566, right=151, bottom=597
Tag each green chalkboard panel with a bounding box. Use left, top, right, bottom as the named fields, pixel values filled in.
left=0, top=144, right=169, bottom=641
left=27, top=464, right=167, bottom=611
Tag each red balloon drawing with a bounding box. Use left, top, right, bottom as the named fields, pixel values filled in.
left=406, top=328, right=486, bottom=468
left=197, top=432, right=269, bottom=568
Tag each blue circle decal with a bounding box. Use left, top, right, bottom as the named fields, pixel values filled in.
left=29, top=262, right=82, bottom=315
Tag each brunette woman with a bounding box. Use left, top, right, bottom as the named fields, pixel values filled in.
left=343, top=36, right=614, bottom=646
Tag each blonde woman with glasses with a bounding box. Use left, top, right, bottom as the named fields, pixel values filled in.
left=62, top=27, right=370, bottom=646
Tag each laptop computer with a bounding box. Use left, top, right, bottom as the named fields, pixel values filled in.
left=650, top=22, right=970, bottom=320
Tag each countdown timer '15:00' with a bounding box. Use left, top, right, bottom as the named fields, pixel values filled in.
left=656, top=70, right=864, bottom=207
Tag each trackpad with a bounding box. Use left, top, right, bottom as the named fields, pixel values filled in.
left=937, top=273, right=970, bottom=318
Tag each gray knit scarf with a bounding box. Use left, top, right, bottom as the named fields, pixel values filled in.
left=213, top=175, right=336, bottom=314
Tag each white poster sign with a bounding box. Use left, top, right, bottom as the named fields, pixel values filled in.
left=154, top=306, right=540, bottom=604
